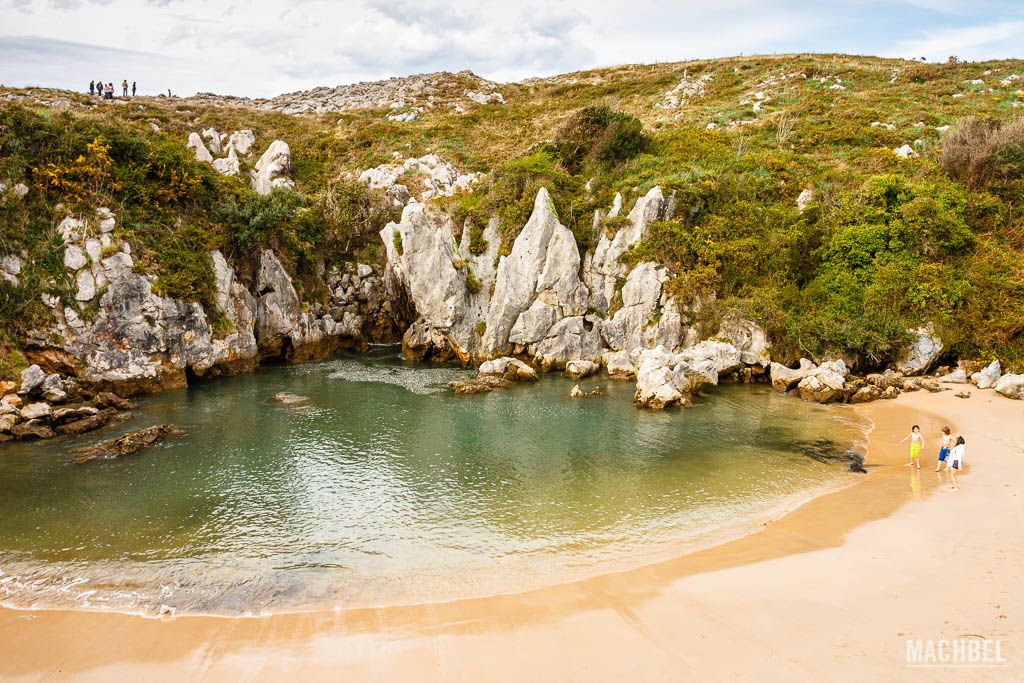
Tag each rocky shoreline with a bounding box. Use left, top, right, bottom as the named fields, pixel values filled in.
left=3, top=156, right=1023, bottom=444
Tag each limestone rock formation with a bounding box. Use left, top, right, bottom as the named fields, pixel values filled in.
left=896, top=327, right=944, bottom=375
left=769, top=358, right=817, bottom=391
left=23, top=207, right=383, bottom=396
left=212, top=148, right=240, bottom=176
left=717, top=315, right=771, bottom=366
left=797, top=360, right=849, bottom=403
left=478, top=357, right=537, bottom=381
left=361, top=154, right=481, bottom=203
left=680, top=340, right=743, bottom=377
left=604, top=350, right=635, bottom=378
left=483, top=189, right=588, bottom=359
left=565, top=359, right=599, bottom=380
left=938, top=368, right=969, bottom=383
left=226, top=129, right=256, bottom=156
left=994, top=374, right=1024, bottom=400
left=633, top=346, right=717, bottom=410
left=201, top=128, right=223, bottom=154
left=381, top=203, right=499, bottom=362
left=251, top=140, right=295, bottom=195
left=971, top=360, right=1001, bottom=389
left=186, top=132, right=212, bottom=162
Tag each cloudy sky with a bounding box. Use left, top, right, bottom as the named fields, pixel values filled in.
left=1, top=0, right=1022, bottom=98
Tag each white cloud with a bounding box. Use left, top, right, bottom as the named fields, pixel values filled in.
left=0, top=0, right=1021, bottom=97
left=890, top=20, right=1024, bottom=61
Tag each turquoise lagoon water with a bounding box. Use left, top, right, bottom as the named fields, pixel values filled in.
left=0, top=348, right=866, bottom=615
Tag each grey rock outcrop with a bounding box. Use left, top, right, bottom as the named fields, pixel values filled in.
left=565, top=359, right=599, bottom=380
left=226, top=129, right=256, bottom=156
left=896, top=327, right=943, bottom=375
left=633, top=346, right=717, bottom=410
left=381, top=202, right=499, bottom=363
left=938, top=368, right=969, bottom=383
left=680, top=340, right=743, bottom=377
left=23, top=207, right=386, bottom=396
left=484, top=188, right=588, bottom=358
left=478, top=357, right=537, bottom=381
left=0, top=254, right=22, bottom=286
left=770, top=358, right=817, bottom=391
left=585, top=186, right=668, bottom=313
left=604, top=350, right=636, bottom=378
left=212, top=148, right=240, bottom=177
left=971, top=360, right=1001, bottom=389
left=18, top=365, right=46, bottom=395
left=251, top=140, right=295, bottom=195
left=186, top=132, right=213, bottom=163
left=797, top=360, right=849, bottom=403
left=717, top=314, right=770, bottom=367
left=994, top=373, right=1024, bottom=400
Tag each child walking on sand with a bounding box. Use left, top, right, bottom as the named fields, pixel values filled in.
left=948, top=436, right=966, bottom=490
left=934, top=426, right=954, bottom=472
left=900, top=425, right=924, bottom=469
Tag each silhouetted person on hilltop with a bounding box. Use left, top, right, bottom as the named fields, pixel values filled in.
left=122, top=80, right=128, bottom=97
left=132, top=81, right=136, bottom=97
left=89, top=80, right=95, bottom=96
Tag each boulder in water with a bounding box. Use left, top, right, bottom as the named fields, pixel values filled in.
left=449, top=375, right=509, bottom=394
left=478, top=357, right=537, bottom=381
left=71, top=424, right=184, bottom=464
left=565, top=360, right=598, bottom=380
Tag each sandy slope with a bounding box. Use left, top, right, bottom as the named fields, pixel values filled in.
left=1, top=387, right=1021, bottom=682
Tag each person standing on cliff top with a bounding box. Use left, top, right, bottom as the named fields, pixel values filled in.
left=900, top=425, right=924, bottom=469
left=132, top=81, right=136, bottom=97
left=89, top=80, right=95, bottom=96
left=122, top=79, right=128, bottom=97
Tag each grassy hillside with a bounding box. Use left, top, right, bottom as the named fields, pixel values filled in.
left=2, top=53, right=1023, bottom=378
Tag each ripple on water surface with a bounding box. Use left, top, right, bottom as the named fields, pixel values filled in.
left=0, top=348, right=867, bottom=615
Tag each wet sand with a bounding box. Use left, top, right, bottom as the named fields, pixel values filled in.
left=1, top=387, right=1021, bottom=681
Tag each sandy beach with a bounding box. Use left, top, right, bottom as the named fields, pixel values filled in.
left=1, top=386, right=1021, bottom=681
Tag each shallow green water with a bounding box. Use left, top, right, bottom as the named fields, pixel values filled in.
left=0, top=348, right=866, bottom=615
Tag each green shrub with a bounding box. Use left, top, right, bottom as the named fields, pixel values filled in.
left=553, top=106, right=650, bottom=173
left=217, top=188, right=306, bottom=253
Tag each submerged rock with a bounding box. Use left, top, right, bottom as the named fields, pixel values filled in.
left=569, top=384, right=603, bottom=398
left=449, top=375, right=509, bottom=395
left=56, top=408, right=129, bottom=436
left=71, top=424, right=184, bottom=464
left=271, top=392, right=309, bottom=404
